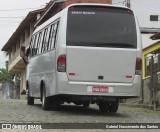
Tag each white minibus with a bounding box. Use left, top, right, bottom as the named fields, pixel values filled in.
left=21, top=3, right=142, bottom=113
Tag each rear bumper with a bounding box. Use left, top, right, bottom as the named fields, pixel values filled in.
left=56, top=73, right=141, bottom=98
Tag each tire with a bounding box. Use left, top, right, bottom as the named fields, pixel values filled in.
left=42, top=85, right=51, bottom=110
left=109, top=101, right=119, bottom=113
left=51, top=96, right=60, bottom=111
left=27, top=87, right=34, bottom=105
left=99, top=101, right=110, bottom=112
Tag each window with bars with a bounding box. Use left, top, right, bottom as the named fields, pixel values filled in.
left=150, top=15, right=158, bottom=21
left=29, top=20, right=59, bottom=57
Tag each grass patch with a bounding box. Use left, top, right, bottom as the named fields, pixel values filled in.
left=143, top=109, right=160, bottom=115
left=120, top=105, right=160, bottom=115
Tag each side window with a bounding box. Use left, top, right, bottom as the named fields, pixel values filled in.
left=35, top=32, right=42, bottom=55
left=30, top=35, right=37, bottom=57
left=32, top=34, right=38, bottom=56
left=41, top=28, right=49, bottom=53
left=45, top=26, right=51, bottom=50
left=150, top=15, right=158, bottom=21
left=29, top=20, right=59, bottom=56
left=38, top=31, right=44, bottom=54
left=48, top=22, right=59, bottom=50
left=48, top=24, right=55, bottom=50
left=29, top=37, right=34, bottom=57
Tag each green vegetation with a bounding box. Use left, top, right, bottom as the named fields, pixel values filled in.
left=0, top=61, right=20, bottom=87
left=120, top=105, right=160, bottom=115
left=143, top=109, right=160, bottom=115
left=0, top=61, right=14, bottom=83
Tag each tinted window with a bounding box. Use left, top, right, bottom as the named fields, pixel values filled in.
left=48, top=24, right=55, bottom=50
left=35, top=32, right=42, bottom=55
left=30, top=35, right=38, bottom=56
left=29, top=37, right=33, bottom=57
left=150, top=15, right=158, bottom=21
left=29, top=20, right=59, bottom=57
left=41, top=28, right=49, bottom=53
left=67, top=6, right=137, bottom=48
left=48, top=23, right=59, bottom=50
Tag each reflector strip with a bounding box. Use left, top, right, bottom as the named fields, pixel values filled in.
left=69, top=73, right=75, bottom=76
left=126, top=75, right=132, bottom=78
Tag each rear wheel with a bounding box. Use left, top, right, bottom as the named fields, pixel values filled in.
left=99, top=100, right=119, bottom=113
left=99, top=101, right=110, bottom=112
left=51, top=96, right=61, bottom=111
left=27, top=87, right=34, bottom=105
left=42, top=85, right=51, bottom=110
left=109, top=101, right=119, bottom=113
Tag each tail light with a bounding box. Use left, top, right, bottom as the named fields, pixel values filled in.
left=57, top=54, right=66, bottom=72
left=136, top=58, right=142, bottom=75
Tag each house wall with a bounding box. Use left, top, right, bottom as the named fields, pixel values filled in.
left=131, top=0, right=160, bottom=29
left=7, top=22, right=34, bottom=99
left=143, top=78, right=151, bottom=104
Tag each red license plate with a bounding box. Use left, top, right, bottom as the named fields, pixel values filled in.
left=92, top=86, right=109, bottom=93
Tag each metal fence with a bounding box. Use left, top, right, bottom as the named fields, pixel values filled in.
left=145, top=53, right=160, bottom=110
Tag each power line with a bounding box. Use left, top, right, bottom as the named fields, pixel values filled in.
left=0, top=5, right=46, bottom=12
left=0, top=17, right=25, bottom=19
left=0, top=23, right=21, bottom=25
left=0, top=20, right=22, bottom=23
left=0, top=7, right=38, bottom=12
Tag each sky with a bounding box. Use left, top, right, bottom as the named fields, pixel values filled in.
left=0, top=0, right=51, bottom=68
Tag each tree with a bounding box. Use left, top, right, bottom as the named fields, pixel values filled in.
left=0, top=61, right=14, bottom=83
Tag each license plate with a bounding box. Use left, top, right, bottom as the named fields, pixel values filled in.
left=92, top=86, right=109, bottom=93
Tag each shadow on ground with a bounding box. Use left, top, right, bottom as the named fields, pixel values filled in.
left=33, top=103, right=129, bottom=118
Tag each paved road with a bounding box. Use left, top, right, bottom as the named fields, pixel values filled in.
left=0, top=99, right=160, bottom=124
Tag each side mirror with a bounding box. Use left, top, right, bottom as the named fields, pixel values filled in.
left=20, top=46, right=26, bottom=57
